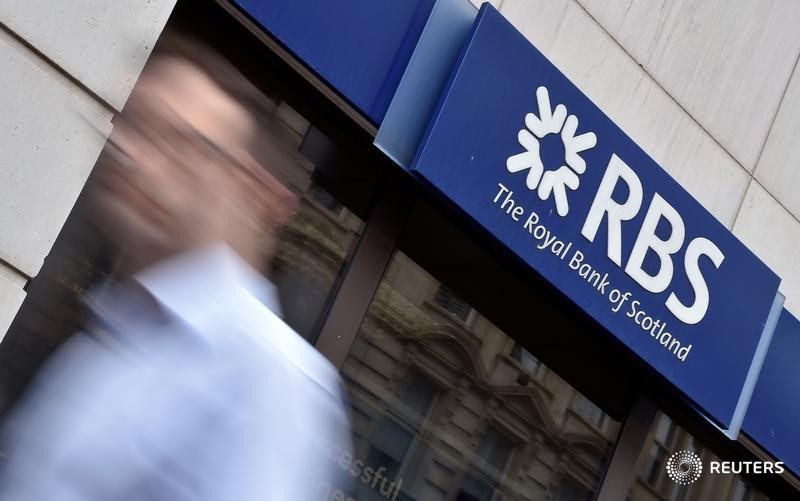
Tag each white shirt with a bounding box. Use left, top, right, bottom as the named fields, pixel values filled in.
left=0, top=244, right=352, bottom=500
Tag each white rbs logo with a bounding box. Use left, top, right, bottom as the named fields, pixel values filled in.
left=506, top=86, right=597, bottom=217
left=507, top=86, right=725, bottom=325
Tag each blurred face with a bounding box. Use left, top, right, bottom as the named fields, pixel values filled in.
left=92, top=58, right=266, bottom=271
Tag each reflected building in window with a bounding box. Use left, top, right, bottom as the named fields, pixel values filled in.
left=340, top=251, right=620, bottom=500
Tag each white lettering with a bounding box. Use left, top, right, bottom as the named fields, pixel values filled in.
left=493, top=183, right=510, bottom=204
left=581, top=154, right=643, bottom=266
left=569, top=250, right=584, bottom=270
left=665, top=237, right=724, bottom=324
left=537, top=233, right=557, bottom=250
left=625, top=193, right=685, bottom=293
left=523, top=211, right=539, bottom=233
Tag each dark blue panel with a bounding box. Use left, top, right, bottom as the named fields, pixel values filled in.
left=233, top=0, right=436, bottom=124
left=744, top=310, right=800, bottom=476
left=375, top=0, right=477, bottom=168
left=412, top=5, right=780, bottom=428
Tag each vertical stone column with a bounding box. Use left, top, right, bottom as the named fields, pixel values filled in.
left=0, top=0, right=177, bottom=339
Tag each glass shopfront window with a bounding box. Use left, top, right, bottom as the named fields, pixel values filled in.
left=628, top=413, right=771, bottom=501
left=337, top=250, right=621, bottom=500
left=0, top=8, right=381, bottom=410
left=264, top=115, right=368, bottom=340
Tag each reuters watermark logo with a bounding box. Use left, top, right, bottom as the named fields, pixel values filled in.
left=666, top=450, right=703, bottom=485
left=664, top=450, right=785, bottom=486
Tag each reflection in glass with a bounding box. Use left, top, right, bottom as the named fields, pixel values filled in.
left=432, top=285, right=473, bottom=323
left=340, top=251, right=620, bottom=500
left=510, top=343, right=544, bottom=382
left=258, top=102, right=366, bottom=341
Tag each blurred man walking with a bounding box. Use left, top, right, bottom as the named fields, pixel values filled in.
left=0, top=36, right=351, bottom=501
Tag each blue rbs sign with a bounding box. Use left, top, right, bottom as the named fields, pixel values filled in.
left=411, top=5, right=780, bottom=429
left=231, top=0, right=435, bottom=123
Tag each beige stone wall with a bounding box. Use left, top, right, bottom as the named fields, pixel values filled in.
left=0, top=0, right=177, bottom=338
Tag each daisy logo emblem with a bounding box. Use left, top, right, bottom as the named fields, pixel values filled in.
left=666, top=450, right=703, bottom=485
left=506, top=86, right=597, bottom=216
